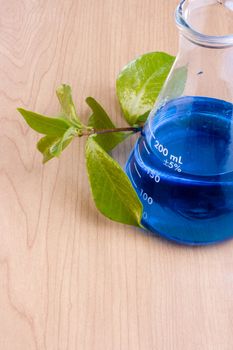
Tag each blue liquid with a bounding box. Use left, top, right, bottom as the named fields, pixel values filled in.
left=126, top=96, right=233, bottom=245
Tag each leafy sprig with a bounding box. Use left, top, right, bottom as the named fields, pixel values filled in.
left=18, top=52, right=177, bottom=228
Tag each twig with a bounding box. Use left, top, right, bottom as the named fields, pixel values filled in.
left=80, top=126, right=142, bottom=136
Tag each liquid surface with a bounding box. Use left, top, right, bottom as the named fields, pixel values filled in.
left=126, top=96, right=233, bottom=245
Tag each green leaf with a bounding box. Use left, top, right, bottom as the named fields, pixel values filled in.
left=17, top=108, right=71, bottom=136
left=86, top=97, right=128, bottom=152
left=56, top=84, right=82, bottom=127
left=85, top=137, right=142, bottom=226
left=37, top=135, right=60, bottom=163
left=161, top=65, right=187, bottom=101
left=116, top=52, right=175, bottom=125
left=37, top=127, right=75, bottom=163
left=49, top=126, right=76, bottom=157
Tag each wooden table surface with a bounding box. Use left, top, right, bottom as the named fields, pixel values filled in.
left=1, top=0, right=233, bottom=349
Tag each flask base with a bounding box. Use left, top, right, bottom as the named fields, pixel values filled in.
left=125, top=96, right=233, bottom=246
left=141, top=221, right=233, bottom=246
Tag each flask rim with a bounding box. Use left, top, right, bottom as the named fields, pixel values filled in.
left=175, top=0, right=233, bottom=48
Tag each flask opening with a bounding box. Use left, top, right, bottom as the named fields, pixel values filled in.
left=176, top=0, right=233, bottom=48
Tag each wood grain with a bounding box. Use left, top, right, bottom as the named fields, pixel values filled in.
left=1, top=0, right=233, bottom=349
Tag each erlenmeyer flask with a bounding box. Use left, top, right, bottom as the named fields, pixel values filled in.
left=126, top=0, right=233, bottom=245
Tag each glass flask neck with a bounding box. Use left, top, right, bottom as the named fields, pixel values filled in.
left=176, top=0, right=233, bottom=48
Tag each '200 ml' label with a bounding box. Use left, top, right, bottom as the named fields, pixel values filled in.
left=154, top=139, right=183, bottom=173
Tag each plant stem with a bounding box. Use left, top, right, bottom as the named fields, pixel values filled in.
left=80, top=126, right=142, bottom=136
